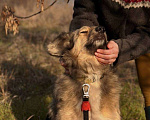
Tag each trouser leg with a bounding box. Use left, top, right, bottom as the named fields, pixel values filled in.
left=135, top=53, right=150, bottom=120
left=145, top=107, right=150, bottom=120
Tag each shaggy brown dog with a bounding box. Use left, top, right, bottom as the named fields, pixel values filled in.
left=47, top=26, right=121, bottom=120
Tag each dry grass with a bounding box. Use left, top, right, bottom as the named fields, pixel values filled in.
left=0, top=1, right=146, bottom=120
left=0, top=1, right=72, bottom=119
left=116, top=61, right=145, bottom=119
left=0, top=68, right=13, bottom=102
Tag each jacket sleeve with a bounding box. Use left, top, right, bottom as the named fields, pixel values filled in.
left=69, top=0, right=99, bottom=32
left=113, top=26, right=150, bottom=66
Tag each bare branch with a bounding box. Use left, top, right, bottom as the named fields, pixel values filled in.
left=14, top=0, right=57, bottom=19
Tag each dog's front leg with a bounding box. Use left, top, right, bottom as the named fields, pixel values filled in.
left=55, top=103, right=83, bottom=120
left=52, top=76, right=83, bottom=120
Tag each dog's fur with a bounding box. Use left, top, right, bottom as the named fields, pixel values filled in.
left=47, top=26, right=121, bottom=120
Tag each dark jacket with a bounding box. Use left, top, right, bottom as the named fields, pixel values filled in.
left=69, top=0, right=150, bottom=66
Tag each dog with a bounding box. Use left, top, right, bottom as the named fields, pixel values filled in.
left=47, top=26, right=121, bottom=120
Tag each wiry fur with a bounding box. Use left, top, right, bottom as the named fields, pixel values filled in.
left=47, top=26, right=121, bottom=120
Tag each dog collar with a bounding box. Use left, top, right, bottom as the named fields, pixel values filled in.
left=77, top=74, right=104, bottom=84
left=84, top=78, right=96, bottom=84
left=76, top=77, right=94, bottom=84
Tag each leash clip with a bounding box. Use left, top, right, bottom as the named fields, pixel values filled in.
left=82, top=84, right=90, bottom=98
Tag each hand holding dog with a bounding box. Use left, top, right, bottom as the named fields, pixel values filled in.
left=95, top=41, right=119, bottom=64
left=61, top=41, right=119, bottom=69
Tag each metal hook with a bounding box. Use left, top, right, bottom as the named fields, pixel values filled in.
left=82, top=84, right=90, bottom=98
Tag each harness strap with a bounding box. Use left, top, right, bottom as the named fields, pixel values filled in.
left=82, top=98, right=90, bottom=120
left=83, top=110, right=89, bottom=120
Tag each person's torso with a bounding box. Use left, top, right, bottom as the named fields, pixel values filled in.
left=95, top=0, right=150, bottom=40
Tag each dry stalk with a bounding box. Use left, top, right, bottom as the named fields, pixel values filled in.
left=0, top=68, right=14, bottom=103
left=27, top=115, right=35, bottom=120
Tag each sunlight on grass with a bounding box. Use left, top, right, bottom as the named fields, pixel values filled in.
left=0, top=102, right=15, bottom=120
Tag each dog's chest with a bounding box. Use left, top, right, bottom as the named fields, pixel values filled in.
left=76, top=81, right=102, bottom=120
left=88, top=81, right=102, bottom=119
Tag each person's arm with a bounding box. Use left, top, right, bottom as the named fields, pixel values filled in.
left=69, top=0, right=99, bottom=32
left=113, top=26, right=150, bottom=65
left=95, top=26, right=150, bottom=66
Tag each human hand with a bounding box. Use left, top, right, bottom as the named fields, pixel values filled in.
left=95, top=41, right=119, bottom=64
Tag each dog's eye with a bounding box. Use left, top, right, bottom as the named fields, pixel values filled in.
left=80, top=31, right=88, bottom=33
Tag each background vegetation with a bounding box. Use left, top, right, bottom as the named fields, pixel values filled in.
left=0, top=0, right=145, bottom=120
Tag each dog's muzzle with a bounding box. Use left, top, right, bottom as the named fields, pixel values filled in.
left=85, top=26, right=107, bottom=54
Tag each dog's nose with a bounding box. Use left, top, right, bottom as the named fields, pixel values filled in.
left=95, top=27, right=105, bottom=33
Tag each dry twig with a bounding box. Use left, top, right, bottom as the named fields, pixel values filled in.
left=27, top=115, right=35, bottom=120
left=14, top=0, right=57, bottom=19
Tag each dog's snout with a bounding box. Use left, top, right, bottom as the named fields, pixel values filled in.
left=95, top=27, right=105, bottom=33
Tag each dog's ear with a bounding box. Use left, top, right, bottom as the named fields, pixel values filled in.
left=47, top=32, right=74, bottom=57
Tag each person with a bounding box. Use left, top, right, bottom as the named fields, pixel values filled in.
left=62, top=0, right=150, bottom=119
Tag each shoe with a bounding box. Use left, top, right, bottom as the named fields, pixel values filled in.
left=145, top=106, right=150, bottom=120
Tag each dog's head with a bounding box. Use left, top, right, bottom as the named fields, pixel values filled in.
left=47, top=26, right=107, bottom=57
